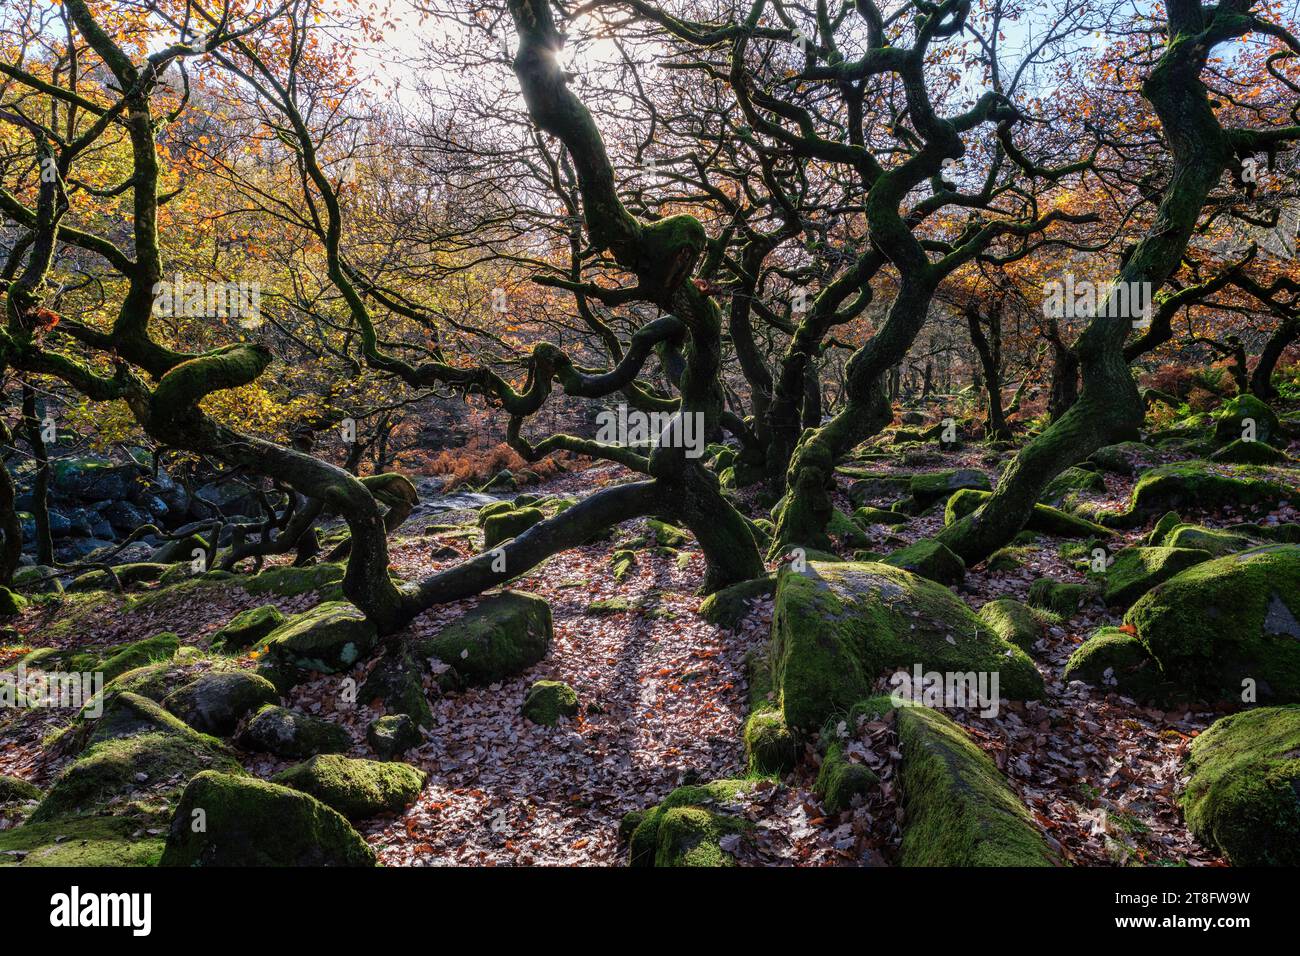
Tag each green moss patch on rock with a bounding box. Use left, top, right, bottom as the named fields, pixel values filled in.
left=66, top=562, right=169, bottom=593
left=1125, top=545, right=1300, bottom=703
left=1163, top=524, right=1260, bottom=557
left=360, top=650, right=433, bottom=727
left=896, top=704, right=1056, bottom=866
left=483, top=507, right=545, bottom=549
left=945, top=488, right=1110, bottom=538
left=1212, top=438, right=1289, bottom=465
left=413, top=591, right=552, bottom=686
left=909, top=469, right=992, bottom=508
left=1027, top=578, right=1092, bottom=617
left=698, top=577, right=775, bottom=629
left=242, top=562, right=346, bottom=597
left=771, top=561, right=1043, bottom=732
left=1181, top=706, right=1300, bottom=866
left=1040, top=466, right=1107, bottom=506
left=255, top=601, right=376, bottom=676
left=0, top=774, right=42, bottom=804
left=882, top=539, right=966, bottom=586
left=160, top=770, right=376, bottom=866
left=271, top=753, right=425, bottom=820
left=1062, top=627, right=1169, bottom=701
left=622, top=779, right=756, bottom=867
left=1097, top=546, right=1212, bottom=608
left=977, top=599, right=1041, bottom=654
left=237, top=704, right=351, bottom=758
left=210, top=604, right=286, bottom=652
left=0, top=814, right=164, bottom=867
left=522, top=680, right=579, bottom=725
left=743, top=708, right=797, bottom=775
left=1213, top=394, right=1282, bottom=447
left=1104, top=461, right=1296, bottom=526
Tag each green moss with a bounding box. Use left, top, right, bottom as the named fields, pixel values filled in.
left=476, top=500, right=516, bottom=526
left=1213, top=394, right=1282, bottom=447
left=814, top=743, right=879, bottom=813
left=828, top=509, right=871, bottom=548
left=255, top=601, right=377, bottom=675
left=896, top=705, right=1056, bottom=866
left=587, top=596, right=632, bottom=615
left=698, top=577, right=775, bottom=629
left=1062, top=628, right=1169, bottom=700
left=977, top=599, right=1040, bottom=653
left=1163, top=524, right=1260, bottom=557
left=0, top=586, right=27, bottom=616
left=1098, top=546, right=1211, bottom=608
left=98, top=632, right=181, bottom=683
left=210, top=604, right=286, bottom=652
left=1125, top=545, right=1300, bottom=703
left=624, top=779, right=756, bottom=868
left=1027, top=578, right=1091, bottom=617
left=0, top=774, right=42, bottom=803
left=243, top=562, right=346, bottom=597
left=986, top=546, right=1032, bottom=573
left=483, top=507, right=545, bottom=548
left=610, top=549, right=637, bottom=582
left=0, top=815, right=164, bottom=867
left=646, top=518, right=689, bottom=548
left=66, top=562, right=168, bottom=593
left=1107, top=461, right=1296, bottom=525
left=743, top=708, right=797, bottom=774
left=1182, top=706, right=1300, bottom=865
left=1212, top=438, right=1289, bottom=464
left=853, top=506, right=909, bottom=527
left=522, top=680, right=579, bottom=725
left=910, top=469, right=992, bottom=507
left=771, top=561, right=1043, bottom=732
left=359, top=651, right=432, bottom=727
left=160, top=771, right=376, bottom=866
left=883, top=539, right=966, bottom=586
left=1041, top=466, right=1107, bottom=506
left=1147, top=510, right=1183, bottom=545
left=412, top=591, right=551, bottom=686
left=272, top=754, right=425, bottom=820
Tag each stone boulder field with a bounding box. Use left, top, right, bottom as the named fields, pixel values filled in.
left=2, top=397, right=1299, bottom=870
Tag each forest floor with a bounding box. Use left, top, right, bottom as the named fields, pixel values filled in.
left=4, top=437, right=1296, bottom=866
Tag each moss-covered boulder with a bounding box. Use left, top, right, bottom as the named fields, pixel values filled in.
left=743, top=708, right=797, bottom=774
left=476, top=500, right=515, bottom=526
left=160, top=771, right=375, bottom=866
left=698, top=577, right=775, bottom=629
left=848, top=474, right=913, bottom=509
left=237, top=704, right=351, bottom=758
left=162, top=671, right=279, bottom=737
left=1088, top=441, right=1153, bottom=475
left=896, top=704, right=1056, bottom=866
left=1106, top=461, right=1295, bottom=525
left=0, top=815, right=164, bottom=867
left=910, top=469, right=991, bottom=508
left=254, top=601, right=376, bottom=675
left=413, top=591, right=551, bottom=686
left=882, top=539, right=966, bottom=586
left=367, top=714, right=422, bottom=760
left=242, top=562, right=345, bottom=597
left=1125, top=545, right=1300, bottom=703
left=814, top=723, right=880, bottom=814
left=1099, top=546, right=1211, bottom=608
left=1212, top=438, right=1289, bottom=465
left=1147, top=510, right=1183, bottom=545
left=646, top=518, right=689, bottom=548
left=1213, top=394, right=1282, bottom=447
left=1027, top=578, right=1091, bottom=617
left=1163, top=524, right=1260, bottom=557
left=522, top=680, right=579, bottom=725
left=622, top=779, right=755, bottom=867
left=853, top=506, right=910, bottom=527
left=482, top=507, right=544, bottom=548
left=0, top=586, right=27, bottom=616
left=210, top=604, right=285, bottom=652
left=1062, top=627, right=1168, bottom=700
left=1040, top=466, right=1106, bottom=506
left=30, top=693, right=241, bottom=824
left=1181, top=706, right=1300, bottom=866
left=0, top=774, right=42, bottom=804
left=12, top=565, right=63, bottom=594
left=23, top=632, right=182, bottom=685
left=977, top=599, right=1040, bottom=654
left=771, top=561, right=1043, bottom=732
left=271, top=754, right=425, bottom=820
